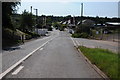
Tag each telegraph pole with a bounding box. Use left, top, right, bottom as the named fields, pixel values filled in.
left=73, top=15, right=75, bottom=26
left=45, top=16, right=46, bottom=26
left=34, top=8, right=38, bottom=34
left=42, top=16, right=46, bottom=30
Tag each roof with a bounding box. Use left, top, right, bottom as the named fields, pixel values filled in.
left=77, top=19, right=95, bottom=25
left=68, top=24, right=76, bottom=26
left=16, top=29, right=25, bottom=35
left=106, top=22, right=120, bottom=26
left=63, top=21, right=67, bottom=24
left=82, top=19, right=95, bottom=24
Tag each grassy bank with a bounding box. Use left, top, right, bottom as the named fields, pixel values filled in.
left=2, top=28, right=41, bottom=49
left=79, top=46, right=119, bottom=80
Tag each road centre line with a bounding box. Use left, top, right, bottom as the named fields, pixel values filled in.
left=0, top=36, right=55, bottom=79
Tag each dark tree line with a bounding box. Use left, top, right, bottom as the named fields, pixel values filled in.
left=2, top=2, right=20, bottom=30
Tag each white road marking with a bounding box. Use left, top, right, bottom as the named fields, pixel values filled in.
left=0, top=36, right=57, bottom=79
left=70, top=37, right=77, bottom=47
left=75, top=40, right=80, bottom=46
left=12, top=66, right=24, bottom=75
left=40, top=48, right=43, bottom=51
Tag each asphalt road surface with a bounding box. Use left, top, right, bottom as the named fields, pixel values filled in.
left=2, top=30, right=59, bottom=73
left=73, top=38, right=118, bottom=53
left=5, top=31, right=102, bottom=78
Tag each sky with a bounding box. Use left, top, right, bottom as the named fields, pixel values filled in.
left=17, top=0, right=119, bottom=18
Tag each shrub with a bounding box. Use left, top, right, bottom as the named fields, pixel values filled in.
left=2, top=28, right=22, bottom=48
left=25, top=33, right=32, bottom=40
left=77, top=24, right=90, bottom=34
left=25, top=31, right=40, bottom=38
left=48, top=27, right=53, bottom=31
left=72, top=33, right=81, bottom=38
left=3, top=28, right=21, bottom=40
left=32, top=32, right=40, bottom=38
left=72, top=33, right=89, bottom=38
left=80, top=32, right=89, bottom=38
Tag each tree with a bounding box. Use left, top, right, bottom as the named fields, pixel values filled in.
left=95, top=16, right=99, bottom=25
left=53, top=22, right=61, bottom=29
left=2, top=2, right=20, bottom=30
left=2, top=2, right=21, bottom=43
left=20, top=10, right=35, bottom=32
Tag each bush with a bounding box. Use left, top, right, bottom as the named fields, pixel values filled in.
left=72, top=33, right=81, bottom=38
left=3, top=28, right=21, bottom=40
left=80, top=33, right=89, bottom=38
left=2, top=28, right=22, bottom=48
left=72, top=33, right=89, bottom=38
left=25, top=31, right=40, bottom=38
left=25, top=33, right=32, bottom=40
left=48, top=27, right=53, bottom=31
left=76, top=24, right=90, bottom=34
left=32, top=32, right=40, bottom=38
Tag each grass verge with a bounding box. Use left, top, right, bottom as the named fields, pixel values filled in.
left=79, top=46, right=119, bottom=80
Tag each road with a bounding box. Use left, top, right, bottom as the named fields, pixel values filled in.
left=2, top=30, right=59, bottom=73
left=73, top=38, right=118, bottom=53
left=4, top=31, right=102, bottom=78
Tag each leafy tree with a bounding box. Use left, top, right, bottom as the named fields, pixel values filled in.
left=20, top=10, right=35, bottom=32
left=2, top=2, right=20, bottom=30
left=2, top=2, right=21, bottom=45
left=76, top=24, right=90, bottom=34
left=53, top=22, right=61, bottom=29
left=95, top=16, right=99, bottom=25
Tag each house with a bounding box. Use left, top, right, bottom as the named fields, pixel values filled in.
left=82, top=19, right=95, bottom=26
left=35, top=29, right=48, bottom=36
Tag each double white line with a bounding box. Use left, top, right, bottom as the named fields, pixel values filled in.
left=70, top=37, right=80, bottom=47
left=0, top=36, right=56, bottom=79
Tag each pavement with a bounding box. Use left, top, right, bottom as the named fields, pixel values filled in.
left=4, top=31, right=102, bottom=78
left=72, top=38, right=118, bottom=53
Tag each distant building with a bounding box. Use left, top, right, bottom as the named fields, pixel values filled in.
left=94, top=24, right=106, bottom=28
left=62, top=21, right=67, bottom=25
left=105, top=22, right=120, bottom=29
left=67, top=16, right=76, bottom=29
left=77, top=19, right=95, bottom=27
left=35, top=29, right=48, bottom=36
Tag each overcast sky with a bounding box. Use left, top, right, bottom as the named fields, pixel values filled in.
left=17, top=1, right=119, bottom=18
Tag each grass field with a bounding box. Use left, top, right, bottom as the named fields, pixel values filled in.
left=79, top=46, right=119, bottom=80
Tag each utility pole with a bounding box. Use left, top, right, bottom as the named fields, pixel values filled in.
left=42, top=17, right=44, bottom=29
left=34, top=8, right=38, bottom=34
left=43, top=16, right=46, bottom=28
left=44, top=16, right=46, bottom=26
left=73, top=15, right=75, bottom=26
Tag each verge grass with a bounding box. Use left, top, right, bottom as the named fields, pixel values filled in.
left=79, top=46, right=119, bottom=80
